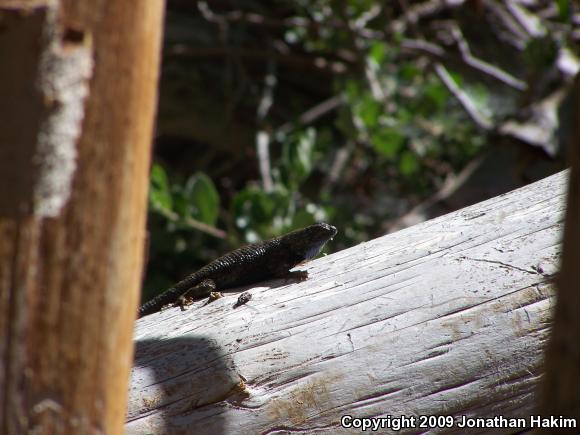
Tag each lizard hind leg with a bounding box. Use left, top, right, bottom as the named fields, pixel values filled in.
left=176, top=279, right=217, bottom=310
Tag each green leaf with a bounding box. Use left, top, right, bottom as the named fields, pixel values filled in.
left=233, top=189, right=276, bottom=225
left=335, top=106, right=357, bottom=136
left=183, top=172, right=220, bottom=225
left=295, top=128, right=316, bottom=175
left=232, top=187, right=295, bottom=241
left=556, top=0, right=570, bottom=21
left=356, top=94, right=381, bottom=128
left=344, top=80, right=361, bottom=100
left=466, top=83, right=490, bottom=117
left=447, top=70, right=463, bottom=86
left=372, top=128, right=404, bottom=157
left=151, top=163, right=168, bottom=189
left=400, top=63, right=419, bottom=80
left=424, top=81, right=448, bottom=109
left=400, top=151, right=419, bottom=176
left=281, top=128, right=316, bottom=187
left=369, top=41, right=386, bottom=66
left=149, top=163, right=172, bottom=211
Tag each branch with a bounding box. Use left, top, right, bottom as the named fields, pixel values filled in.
left=155, top=207, right=227, bottom=239
left=165, top=45, right=349, bottom=75
left=196, top=1, right=384, bottom=39
left=255, top=61, right=277, bottom=193
left=389, top=0, right=467, bottom=33
left=434, top=62, right=493, bottom=131
left=450, top=25, right=527, bottom=91
left=277, top=95, right=345, bottom=135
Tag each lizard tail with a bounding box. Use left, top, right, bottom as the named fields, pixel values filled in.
left=138, top=285, right=186, bottom=318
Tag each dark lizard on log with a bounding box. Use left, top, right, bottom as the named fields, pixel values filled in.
left=138, top=223, right=337, bottom=317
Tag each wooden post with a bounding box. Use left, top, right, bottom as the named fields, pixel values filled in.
left=538, top=75, right=580, bottom=424
left=0, top=1, right=164, bottom=433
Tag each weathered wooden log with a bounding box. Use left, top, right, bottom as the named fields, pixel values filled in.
left=127, top=171, right=566, bottom=434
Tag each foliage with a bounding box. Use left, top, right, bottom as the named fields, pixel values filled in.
left=144, top=0, right=577, bottom=299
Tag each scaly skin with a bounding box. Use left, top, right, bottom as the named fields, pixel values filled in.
left=138, top=223, right=337, bottom=317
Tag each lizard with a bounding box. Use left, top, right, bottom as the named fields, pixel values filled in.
left=138, top=222, right=337, bottom=318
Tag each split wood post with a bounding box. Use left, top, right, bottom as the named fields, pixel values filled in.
left=0, top=1, right=164, bottom=433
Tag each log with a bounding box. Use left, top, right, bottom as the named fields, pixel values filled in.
left=127, top=171, right=566, bottom=434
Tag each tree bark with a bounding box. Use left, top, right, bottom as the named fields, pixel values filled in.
left=0, top=1, right=164, bottom=433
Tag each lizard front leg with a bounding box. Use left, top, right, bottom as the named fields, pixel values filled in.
left=175, top=279, right=217, bottom=310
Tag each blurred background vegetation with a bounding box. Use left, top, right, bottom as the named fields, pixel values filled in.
left=143, top=0, right=579, bottom=301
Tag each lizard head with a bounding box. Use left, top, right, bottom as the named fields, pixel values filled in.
left=281, top=222, right=337, bottom=262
